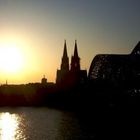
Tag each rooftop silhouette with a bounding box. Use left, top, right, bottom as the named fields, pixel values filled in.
left=0, top=41, right=140, bottom=110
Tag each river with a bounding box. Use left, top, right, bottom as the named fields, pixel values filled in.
left=1, top=106, right=139, bottom=140
left=0, top=107, right=95, bottom=140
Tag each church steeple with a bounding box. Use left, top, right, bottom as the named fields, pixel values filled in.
left=61, top=40, right=69, bottom=71
left=74, top=40, right=78, bottom=58
left=71, top=40, right=80, bottom=71
left=63, top=40, right=68, bottom=58
left=56, top=40, right=87, bottom=85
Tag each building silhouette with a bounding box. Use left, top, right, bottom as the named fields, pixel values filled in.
left=56, top=40, right=87, bottom=87
left=41, top=75, right=47, bottom=84
left=88, top=41, right=140, bottom=88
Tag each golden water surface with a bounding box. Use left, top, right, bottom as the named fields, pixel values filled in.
left=0, top=112, right=26, bottom=140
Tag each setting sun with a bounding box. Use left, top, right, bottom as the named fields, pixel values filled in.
left=0, top=35, right=47, bottom=84
left=0, top=42, right=24, bottom=73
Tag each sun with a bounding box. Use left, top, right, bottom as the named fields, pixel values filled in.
left=0, top=42, right=24, bottom=74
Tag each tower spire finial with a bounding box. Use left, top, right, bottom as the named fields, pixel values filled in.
left=74, top=40, right=78, bottom=57
left=60, top=40, right=69, bottom=71
left=70, top=40, right=80, bottom=71
left=63, top=39, right=68, bottom=58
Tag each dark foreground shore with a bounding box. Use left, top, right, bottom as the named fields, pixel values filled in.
left=0, top=84, right=140, bottom=139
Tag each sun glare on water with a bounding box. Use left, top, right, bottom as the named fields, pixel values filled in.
left=0, top=42, right=24, bottom=74
left=0, top=112, right=25, bottom=140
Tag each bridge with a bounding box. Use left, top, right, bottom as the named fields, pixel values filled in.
left=88, top=41, right=140, bottom=88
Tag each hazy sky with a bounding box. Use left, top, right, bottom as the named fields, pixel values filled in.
left=0, top=0, right=139, bottom=84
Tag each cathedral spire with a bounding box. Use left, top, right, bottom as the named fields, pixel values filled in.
left=61, top=40, right=69, bottom=71
left=63, top=40, right=68, bottom=58
left=56, top=40, right=87, bottom=85
left=74, top=40, right=78, bottom=58
left=71, top=40, right=80, bottom=71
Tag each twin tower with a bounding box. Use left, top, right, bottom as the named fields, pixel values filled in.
left=56, top=40, right=87, bottom=86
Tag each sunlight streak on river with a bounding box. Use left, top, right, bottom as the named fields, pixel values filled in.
left=0, top=112, right=25, bottom=140
left=0, top=107, right=87, bottom=140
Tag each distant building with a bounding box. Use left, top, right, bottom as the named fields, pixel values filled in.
left=41, top=75, right=47, bottom=84
left=56, top=40, right=87, bottom=87
left=88, top=41, right=140, bottom=88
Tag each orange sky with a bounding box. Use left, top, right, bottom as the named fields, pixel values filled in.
left=0, top=0, right=139, bottom=84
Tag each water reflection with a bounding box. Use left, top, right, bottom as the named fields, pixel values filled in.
left=0, top=112, right=25, bottom=140
left=0, top=107, right=92, bottom=140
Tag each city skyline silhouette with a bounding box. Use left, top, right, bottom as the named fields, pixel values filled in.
left=0, top=1, right=140, bottom=140
left=0, top=0, right=139, bottom=84
left=0, top=40, right=140, bottom=86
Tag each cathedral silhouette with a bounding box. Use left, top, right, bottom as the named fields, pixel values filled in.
left=56, top=40, right=87, bottom=87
